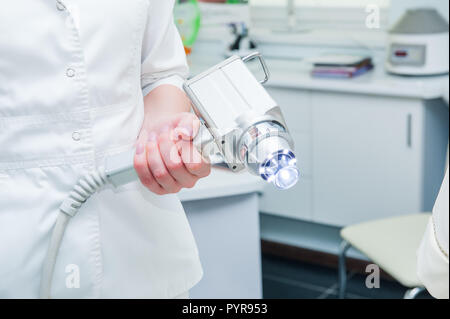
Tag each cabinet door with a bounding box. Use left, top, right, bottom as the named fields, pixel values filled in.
left=259, top=177, right=313, bottom=220
left=312, top=92, right=424, bottom=226
left=260, top=88, right=313, bottom=220
left=266, top=87, right=311, bottom=134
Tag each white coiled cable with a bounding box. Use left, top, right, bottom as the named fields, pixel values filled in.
left=39, top=167, right=108, bottom=299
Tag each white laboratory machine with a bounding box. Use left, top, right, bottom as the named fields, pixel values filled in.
left=386, top=8, right=449, bottom=76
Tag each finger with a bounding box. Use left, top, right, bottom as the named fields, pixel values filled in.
left=173, top=113, right=201, bottom=141
left=135, top=127, right=148, bottom=148
left=134, top=140, right=166, bottom=195
left=159, top=130, right=198, bottom=188
left=146, top=132, right=181, bottom=193
left=179, top=139, right=211, bottom=178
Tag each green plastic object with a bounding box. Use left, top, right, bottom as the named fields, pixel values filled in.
left=174, top=0, right=201, bottom=50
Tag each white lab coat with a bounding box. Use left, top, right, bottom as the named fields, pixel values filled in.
left=417, top=167, right=449, bottom=299
left=0, top=0, right=202, bottom=298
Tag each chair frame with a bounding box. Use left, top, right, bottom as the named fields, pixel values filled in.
left=338, top=240, right=425, bottom=299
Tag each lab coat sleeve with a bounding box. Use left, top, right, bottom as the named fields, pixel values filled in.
left=141, top=0, right=189, bottom=97
left=417, top=168, right=449, bottom=299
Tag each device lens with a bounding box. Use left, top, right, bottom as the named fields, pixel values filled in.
left=275, top=166, right=299, bottom=190
left=260, top=150, right=299, bottom=190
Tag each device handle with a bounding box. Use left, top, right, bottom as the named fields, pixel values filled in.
left=242, top=52, right=270, bottom=84
left=193, top=123, right=224, bottom=165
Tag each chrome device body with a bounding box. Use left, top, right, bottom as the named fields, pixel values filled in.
left=184, top=53, right=300, bottom=189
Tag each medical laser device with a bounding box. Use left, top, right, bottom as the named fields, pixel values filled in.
left=40, top=52, right=299, bottom=298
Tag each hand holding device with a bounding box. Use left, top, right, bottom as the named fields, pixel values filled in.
left=134, top=112, right=210, bottom=195
left=40, top=52, right=301, bottom=298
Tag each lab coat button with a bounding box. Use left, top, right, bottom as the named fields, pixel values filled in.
left=72, top=132, right=81, bottom=141
left=56, top=1, right=66, bottom=11
left=66, top=68, right=76, bottom=78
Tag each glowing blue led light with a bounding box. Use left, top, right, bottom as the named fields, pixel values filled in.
left=260, top=150, right=300, bottom=190
left=275, top=166, right=299, bottom=190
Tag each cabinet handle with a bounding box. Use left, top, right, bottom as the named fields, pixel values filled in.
left=407, top=114, right=412, bottom=148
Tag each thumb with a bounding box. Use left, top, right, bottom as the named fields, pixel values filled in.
left=174, top=113, right=201, bottom=141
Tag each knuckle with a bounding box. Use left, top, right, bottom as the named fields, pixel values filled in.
left=141, top=177, right=154, bottom=188
left=174, top=186, right=182, bottom=193
left=188, top=162, right=202, bottom=173
left=201, top=168, right=211, bottom=178
left=147, top=158, right=159, bottom=169
left=167, top=183, right=182, bottom=194
left=154, top=188, right=166, bottom=196
left=153, top=169, right=168, bottom=180
left=158, top=134, right=168, bottom=143
left=167, top=160, right=183, bottom=171
left=146, top=140, right=157, bottom=150
left=185, top=180, right=197, bottom=189
left=133, top=157, right=146, bottom=171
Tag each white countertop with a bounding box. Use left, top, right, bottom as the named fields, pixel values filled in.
left=188, top=55, right=449, bottom=100
left=265, top=59, right=449, bottom=100
left=178, top=166, right=266, bottom=202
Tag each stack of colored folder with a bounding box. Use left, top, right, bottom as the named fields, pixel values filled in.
left=311, top=55, right=374, bottom=79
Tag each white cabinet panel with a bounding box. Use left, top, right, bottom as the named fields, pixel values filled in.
left=312, top=92, right=425, bottom=226
left=266, top=87, right=311, bottom=133
left=259, top=87, right=313, bottom=219
left=260, top=177, right=313, bottom=221
left=292, top=131, right=312, bottom=177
